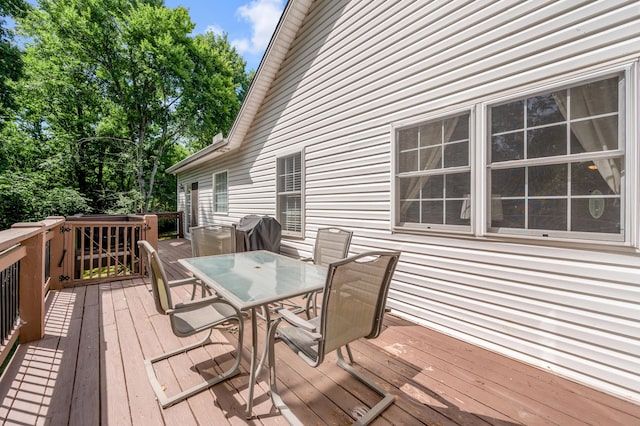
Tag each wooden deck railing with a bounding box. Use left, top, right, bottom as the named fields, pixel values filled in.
left=0, top=217, right=64, bottom=367
left=0, top=214, right=158, bottom=367
left=156, top=211, right=184, bottom=239
left=62, top=215, right=157, bottom=286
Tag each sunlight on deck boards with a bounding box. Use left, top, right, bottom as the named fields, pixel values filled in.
left=0, top=239, right=638, bottom=425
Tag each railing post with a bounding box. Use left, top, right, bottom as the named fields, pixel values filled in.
left=178, top=211, right=184, bottom=239
left=47, top=217, right=66, bottom=291
left=12, top=222, right=46, bottom=343
left=143, top=214, right=158, bottom=250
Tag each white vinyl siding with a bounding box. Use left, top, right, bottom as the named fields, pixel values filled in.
left=176, top=0, right=640, bottom=403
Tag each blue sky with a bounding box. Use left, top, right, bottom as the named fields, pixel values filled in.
left=164, top=0, right=285, bottom=71
left=5, top=0, right=285, bottom=72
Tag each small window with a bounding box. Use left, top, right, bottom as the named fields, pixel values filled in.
left=213, top=171, right=228, bottom=214
left=488, top=75, right=624, bottom=240
left=394, top=111, right=471, bottom=231
left=277, top=152, right=303, bottom=237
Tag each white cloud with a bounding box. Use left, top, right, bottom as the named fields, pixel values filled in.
left=232, top=0, right=283, bottom=54
left=204, top=25, right=224, bottom=36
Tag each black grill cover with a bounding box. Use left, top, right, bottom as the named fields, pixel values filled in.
left=235, top=215, right=281, bottom=253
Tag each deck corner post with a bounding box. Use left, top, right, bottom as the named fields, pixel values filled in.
left=48, top=220, right=66, bottom=291
left=15, top=226, right=47, bottom=343
left=144, top=214, right=159, bottom=250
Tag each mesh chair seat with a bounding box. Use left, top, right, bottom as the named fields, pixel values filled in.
left=277, top=317, right=321, bottom=361
left=172, top=302, right=239, bottom=337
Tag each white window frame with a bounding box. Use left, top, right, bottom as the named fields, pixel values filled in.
left=391, top=108, right=474, bottom=234
left=276, top=150, right=305, bottom=238
left=484, top=67, right=633, bottom=244
left=213, top=170, right=229, bottom=214
left=391, top=62, right=637, bottom=247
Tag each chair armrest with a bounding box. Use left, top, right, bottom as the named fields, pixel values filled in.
left=277, top=308, right=318, bottom=333
left=299, top=256, right=313, bottom=263
left=173, top=294, right=226, bottom=311
left=167, top=277, right=200, bottom=288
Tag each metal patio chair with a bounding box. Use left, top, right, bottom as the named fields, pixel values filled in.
left=267, top=251, right=400, bottom=425
left=190, top=224, right=236, bottom=257
left=139, top=238, right=206, bottom=299
left=303, top=227, right=353, bottom=316
left=189, top=225, right=236, bottom=297
left=137, top=240, right=244, bottom=408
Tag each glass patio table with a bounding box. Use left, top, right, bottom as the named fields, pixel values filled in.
left=179, top=250, right=327, bottom=418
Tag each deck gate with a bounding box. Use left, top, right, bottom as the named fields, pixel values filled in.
left=60, top=215, right=156, bottom=286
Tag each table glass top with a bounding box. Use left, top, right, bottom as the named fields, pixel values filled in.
left=179, top=251, right=327, bottom=310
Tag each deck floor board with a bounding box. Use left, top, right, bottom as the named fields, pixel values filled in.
left=1, top=238, right=638, bottom=425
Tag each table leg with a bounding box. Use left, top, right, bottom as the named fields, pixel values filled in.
left=246, top=307, right=258, bottom=419
left=245, top=306, right=273, bottom=419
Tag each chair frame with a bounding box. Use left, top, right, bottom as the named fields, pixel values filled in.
left=138, top=240, right=244, bottom=408
left=189, top=224, right=237, bottom=257
left=267, top=251, right=400, bottom=425
left=304, top=227, right=353, bottom=316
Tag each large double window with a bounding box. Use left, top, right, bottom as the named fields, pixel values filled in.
left=277, top=151, right=303, bottom=237
left=394, top=71, right=629, bottom=243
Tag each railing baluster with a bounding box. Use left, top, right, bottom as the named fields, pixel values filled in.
left=90, top=226, right=96, bottom=279
left=79, top=226, right=85, bottom=279
left=1, top=266, right=6, bottom=342
left=0, top=261, right=19, bottom=346
left=104, top=226, right=113, bottom=277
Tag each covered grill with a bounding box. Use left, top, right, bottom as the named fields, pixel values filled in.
left=235, top=215, right=281, bottom=253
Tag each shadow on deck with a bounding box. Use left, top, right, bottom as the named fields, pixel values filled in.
left=1, top=239, right=638, bottom=425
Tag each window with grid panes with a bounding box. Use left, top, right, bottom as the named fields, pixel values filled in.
left=213, top=171, right=228, bottom=213
left=395, top=111, right=471, bottom=231
left=277, top=152, right=303, bottom=236
left=488, top=75, right=624, bottom=240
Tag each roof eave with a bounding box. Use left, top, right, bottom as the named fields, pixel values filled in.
left=168, top=0, right=314, bottom=175
left=166, top=137, right=229, bottom=174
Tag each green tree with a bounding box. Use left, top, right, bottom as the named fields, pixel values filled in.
left=0, top=171, right=91, bottom=229
left=0, top=0, right=28, bottom=128
left=186, top=31, right=250, bottom=151
left=14, top=0, right=250, bottom=214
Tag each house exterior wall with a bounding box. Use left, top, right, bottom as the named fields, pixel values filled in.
left=177, top=0, right=640, bottom=402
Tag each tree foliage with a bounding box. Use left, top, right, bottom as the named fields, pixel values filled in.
left=0, top=171, right=91, bottom=229
left=0, top=0, right=250, bottom=228
left=0, top=0, right=29, bottom=128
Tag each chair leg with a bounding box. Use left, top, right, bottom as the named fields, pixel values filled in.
left=145, top=321, right=244, bottom=408
left=268, top=327, right=392, bottom=425
left=304, top=290, right=321, bottom=318
left=267, top=319, right=305, bottom=426
left=336, top=347, right=394, bottom=425
left=344, top=343, right=355, bottom=364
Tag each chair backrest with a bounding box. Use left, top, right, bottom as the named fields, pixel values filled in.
left=318, top=251, right=400, bottom=360
left=313, top=227, right=353, bottom=266
left=190, top=225, right=236, bottom=257
left=138, top=240, right=173, bottom=315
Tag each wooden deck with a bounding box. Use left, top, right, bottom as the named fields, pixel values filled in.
left=1, top=239, right=638, bottom=425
